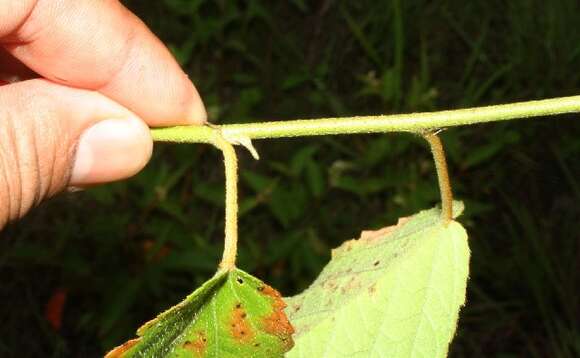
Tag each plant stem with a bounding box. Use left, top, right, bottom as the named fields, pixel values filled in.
left=152, top=95, right=580, bottom=143
left=424, top=132, right=453, bottom=224
left=153, top=94, right=580, bottom=263
left=211, top=135, right=239, bottom=271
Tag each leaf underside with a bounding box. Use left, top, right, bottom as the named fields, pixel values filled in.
left=285, top=202, right=470, bottom=358
left=106, top=269, right=294, bottom=358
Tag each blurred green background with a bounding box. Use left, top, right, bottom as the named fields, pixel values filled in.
left=1, top=1, right=579, bottom=357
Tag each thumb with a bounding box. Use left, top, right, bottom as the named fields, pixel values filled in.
left=0, top=79, right=152, bottom=228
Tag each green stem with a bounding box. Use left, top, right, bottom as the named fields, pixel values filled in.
left=154, top=94, right=580, bottom=265
left=424, top=132, right=453, bottom=224
left=210, top=135, right=239, bottom=271
left=152, top=95, right=580, bottom=143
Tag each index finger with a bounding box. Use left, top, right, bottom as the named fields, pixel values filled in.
left=0, top=0, right=206, bottom=126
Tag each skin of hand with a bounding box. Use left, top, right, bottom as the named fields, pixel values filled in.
left=0, top=0, right=207, bottom=229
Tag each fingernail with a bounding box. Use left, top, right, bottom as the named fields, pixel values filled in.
left=70, top=117, right=152, bottom=185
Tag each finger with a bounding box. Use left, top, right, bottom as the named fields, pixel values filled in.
left=0, top=0, right=206, bottom=126
left=0, top=79, right=152, bottom=228
left=0, top=47, right=37, bottom=82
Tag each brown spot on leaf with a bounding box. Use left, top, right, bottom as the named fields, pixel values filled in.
left=360, top=217, right=411, bottom=241
left=340, top=276, right=362, bottom=294
left=259, top=284, right=295, bottom=351
left=105, top=338, right=140, bottom=358
left=323, top=280, right=338, bottom=292
left=230, top=302, right=255, bottom=343
left=333, top=217, right=411, bottom=258
left=368, top=283, right=377, bottom=295
left=258, top=285, right=278, bottom=298
left=182, top=332, right=208, bottom=356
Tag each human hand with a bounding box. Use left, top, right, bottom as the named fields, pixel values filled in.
left=0, top=0, right=206, bottom=229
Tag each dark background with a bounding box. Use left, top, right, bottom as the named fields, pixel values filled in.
left=1, top=1, right=579, bottom=357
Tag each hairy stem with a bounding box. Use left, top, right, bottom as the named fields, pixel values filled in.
left=424, top=132, right=453, bottom=224
left=152, top=95, right=580, bottom=143
left=154, top=95, right=580, bottom=262
left=211, top=135, right=239, bottom=271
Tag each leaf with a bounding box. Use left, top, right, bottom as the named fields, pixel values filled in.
left=194, top=182, right=225, bottom=207
left=107, top=269, right=294, bottom=358
left=305, top=161, right=325, bottom=198
left=269, top=184, right=308, bottom=227
left=285, top=203, right=470, bottom=358
left=290, top=145, right=319, bottom=176
left=242, top=171, right=277, bottom=193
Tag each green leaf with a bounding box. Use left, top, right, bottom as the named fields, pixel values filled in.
left=290, top=145, right=319, bottom=176
left=107, top=269, right=294, bottom=358
left=285, top=203, right=470, bottom=357
left=242, top=171, right=278, bottom=193
left=194, top=182, right=225, bottom=207
left=305, top=161, right=325, bottom=198
left=269, top=184, right=308, bottom=227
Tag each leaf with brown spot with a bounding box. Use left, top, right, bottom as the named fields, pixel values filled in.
left=259, top=284, right=295, bottom=351
left=182, top=332, right=207, bottom=356
left=285, top=203, right=470, bottom=358
left=231, top=302, right=255, bottom=342
left=107, top=269, right=294, bottom=357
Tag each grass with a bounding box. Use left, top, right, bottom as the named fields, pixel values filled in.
left=0, top=0, right=579, bottom=356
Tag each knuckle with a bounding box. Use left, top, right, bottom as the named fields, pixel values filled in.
left=0, top=105, right=25, bottom=226
left=0, top=83, right=70, bottom=227
left=0, top=0, right=38, bottom=38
